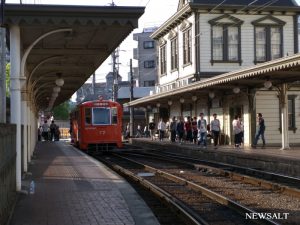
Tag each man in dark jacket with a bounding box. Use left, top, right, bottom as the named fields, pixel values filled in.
left=252, top=113, right=266, bottom=148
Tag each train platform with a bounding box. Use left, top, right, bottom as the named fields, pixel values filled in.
left=9, top=141, right=160, bottom=225
left=131, top=138, right=300, bottom=178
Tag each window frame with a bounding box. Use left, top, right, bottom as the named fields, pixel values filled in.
left=143, top=41, right=155, bottom=49
left=183, top=28, right=192, bottom=66
left=209, top=14, right=243, bottom=65
left=159, top=44, right=167, bottom=76
left=170, top=36, right=179, bottom=71
left=254, top=25, right=283, bottom=63
left=279, top=95, right=297, bottom=133
left=144, top=60, right=155, bottom=68
left=252, top=15, right=286, bottom=64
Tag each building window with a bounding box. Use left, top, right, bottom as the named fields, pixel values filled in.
left=143, top=41, right=154, bottom=49
left=160, top=44, right=167, bottom=75
left=209, top=15, right=243, bottom=64
left=171, top=37, right=178, bottom=70
left=212, top=25, right=240, bottom=62
left=252, top=15, right=285, bottom=63
left=183, top=29, right=192, bottom=65
left=255, top=26, right=283, bottom=62
left=279, top=95, right=297, bottom=133
left=144, top=60, right=155, bottom=68
left=288, top=96, right=296, bottom=129
left=144, top=80, right=155, bottom=87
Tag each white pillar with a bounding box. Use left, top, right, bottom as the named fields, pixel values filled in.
left=21, top=100, right=28, bottom=172
left=280, top=83, right=290, bottom=150
left=27, top=104, right=31, bottom=163
left=31, top=109, right=36, bottom=155
left=10, top=25, right=22, bottom=191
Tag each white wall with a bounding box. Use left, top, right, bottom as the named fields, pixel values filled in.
left=199, top=14, right=295, bottom=72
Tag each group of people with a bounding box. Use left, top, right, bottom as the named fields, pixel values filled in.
left=143, top=112, right=266, bottom=149
left=145, top=113, right=221, bottom=149
left=38, top=120, right=60, bottom=141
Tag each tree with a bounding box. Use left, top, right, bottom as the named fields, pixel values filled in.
left=52, top=101, right=73, bottom=120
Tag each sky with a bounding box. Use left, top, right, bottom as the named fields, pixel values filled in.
left=6, top=0, right=179, bottom=83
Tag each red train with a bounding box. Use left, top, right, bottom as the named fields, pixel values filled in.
left=70, top=99, right=123, bottom=153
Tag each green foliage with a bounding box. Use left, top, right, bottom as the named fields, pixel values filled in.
left=6, top=63, right=10, bottom=96
left=52, top=101, right=72, bottom=120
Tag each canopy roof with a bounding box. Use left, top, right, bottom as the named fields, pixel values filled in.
left=126, top=53, right=300, bottom=107
left=4, top=4, right=144, bottom=111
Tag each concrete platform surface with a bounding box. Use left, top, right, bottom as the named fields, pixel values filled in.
left=9, top=141, right=159, bottom=225
left=131, top=138, right=300, bottom=178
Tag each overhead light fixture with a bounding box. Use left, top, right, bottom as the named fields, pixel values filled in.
left=168, top=100, right=173, bottom=105
left=233, top=87, right=240, bottom=94
left=52, top=92, right=58, bottom=98
left=264, top=80, right=272, bottom=89
left=156, top=103, right=161, bottom=108
left=53, top=86, right=61, bottom=93
left=55, top=73, right=64, bottom=87
left=208, top=91, right=215, bottom=99
left=192, top=96, right=197, bottom=101
left=147, top=105, right=151, bottom=109
left=179, top=98, right=185, bottom=103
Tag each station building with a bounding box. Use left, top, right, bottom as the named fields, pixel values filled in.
left=126, top=0, right=300, bottom=149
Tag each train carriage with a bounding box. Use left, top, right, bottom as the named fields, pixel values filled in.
left=70, top=99, right=123, bottom=152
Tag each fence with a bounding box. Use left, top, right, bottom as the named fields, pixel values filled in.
left=0, top=124, right=16, bottom=225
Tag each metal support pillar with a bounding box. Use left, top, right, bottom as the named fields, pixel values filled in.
left=27, top=104, right=31, bottom=163
left=247, top=89, right=256, bottom=147
left=129, top=59, right=134, bottom=137
left=10, top=25, right=22, bottom=191
left=279, top=83, right=290, bottom=150
left=21, top=99, right=28, bottom=172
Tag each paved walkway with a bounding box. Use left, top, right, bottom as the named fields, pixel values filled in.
left=10, top=141, right=159, bottom=225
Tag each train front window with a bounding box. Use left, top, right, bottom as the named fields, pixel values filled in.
left=92, top=108, right=110, bottom=125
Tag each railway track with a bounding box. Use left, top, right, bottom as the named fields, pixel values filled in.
left=121, top=150, right=300, bottom=198
left=96, top=153, right=294, bottom=225
left=116, top=151, right=299, bottom=224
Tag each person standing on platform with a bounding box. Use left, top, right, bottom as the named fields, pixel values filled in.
left=197, top=113, right=207, bottom=149
left=191, top=116, right=198, bottom=144
left=176, top=116, right=185, bottom=144
left=135, top=124, right=142, bottom=138
left=42, top=120, right=49, bottom=141
left=149, top=119, right=156, bottom=141
left=184, top=116, right=193, bottom=143
left=252, top=113, right=266, bottom=149
left=50, top=120, right=57, bottom=141
left=211, top=113, right=221, bottom=149
left=38, top=126, right=42, bottom=141
left=157, top=118, right=166, bottom=141
left=232, top=115, right=243, bottom=148
left=170, top=117, right=177, bottom=142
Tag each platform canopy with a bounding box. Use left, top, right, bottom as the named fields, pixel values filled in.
left=126, top=53, right=300, bottom=107
left=4, top=4, right=144, bottom=110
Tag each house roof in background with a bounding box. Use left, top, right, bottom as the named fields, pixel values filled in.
left=118, top=87, right=155, bottom=99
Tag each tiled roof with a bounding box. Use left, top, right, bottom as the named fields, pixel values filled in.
left=118, top=87, right=155, bottom=99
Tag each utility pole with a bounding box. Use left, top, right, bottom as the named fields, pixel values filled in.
left=112, top=48, right=120, bottom=102
left=129, top=59, right=134, bottom=137
left=92, top=72, right=95, bottom=95
left=0, top=0, right=6, bottom=123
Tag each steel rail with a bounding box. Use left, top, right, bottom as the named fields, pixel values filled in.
left=113, top=153, right=279, bottom=225
left=121, top=150, right=300, bottom=198
left=98, top=156, right=208, bottom=225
